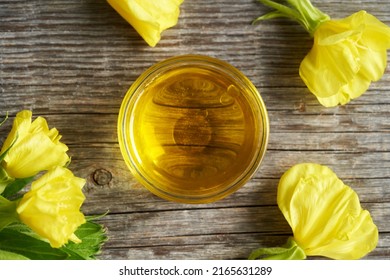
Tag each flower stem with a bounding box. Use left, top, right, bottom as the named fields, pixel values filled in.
left=0, top=196, right=19, bottom=231
left=249, top=237, right=306, bottom=260
left=0, top=166, right=14, bottom=195
left=0, top=112, right=8, bottom=126
left=254, top=0, right=330, bottom=36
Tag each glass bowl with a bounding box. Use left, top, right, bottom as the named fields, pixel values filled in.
left=118, top=55, right=269, bottom=203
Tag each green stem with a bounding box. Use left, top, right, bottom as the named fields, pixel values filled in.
left=0, top=131, right=20, bottom=195
left=254, top=0, right=330, bottom=36
left=0, top=196, right=20, bottom=231
left=0, top=112, right=8, bottom=126
left=0, top=166, right=14, bottom=195
left=249, top=237, right=306, bottom=260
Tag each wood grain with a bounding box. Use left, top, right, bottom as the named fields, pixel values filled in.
left=1, top=0, right=390, bottom=259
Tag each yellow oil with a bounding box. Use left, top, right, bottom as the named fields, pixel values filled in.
left=129, top=66, right=264, bottom=201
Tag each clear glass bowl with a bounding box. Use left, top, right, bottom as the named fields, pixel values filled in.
left=118, top=55, right=269, bottom=203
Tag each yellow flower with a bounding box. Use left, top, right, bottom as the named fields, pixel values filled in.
left=107, top=0, right=184, bottom=47
left=277, top=163, right=378, bottom=259
left=254, top=0, right=390, bottom=107
left=300, top=11, right=390, bottom=107
left=0, top=110, right=69, bottom=179
left=16, top=166, right=86, bottom=248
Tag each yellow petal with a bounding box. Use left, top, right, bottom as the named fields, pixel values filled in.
left=278, top=163, right=378, bottom=259
left=299, top=11, right=390, bottom=107
left=1, top=111, right=69, bottom=178
left=307, top=210, right=378, bottom=259
left=316, top=72, right=371, bottom=107
left=354, top=11, right=390, bottom=51
left=17, top=166, right=86, bottom=248
left=69, top=233, right=82, bottom=244
left=0, top=110, right=32, bottom=154
left=300, top=23, right=361, bottom=98
left=107, top=0, right=184, bottom=47
left=358, top=48, right=388, bottom=82
left=2, top=132, right=69, bottom=178
left=29, top=116, right=49, bottom=134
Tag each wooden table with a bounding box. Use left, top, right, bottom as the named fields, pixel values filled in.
left=1, top=0, right=389, bottom=259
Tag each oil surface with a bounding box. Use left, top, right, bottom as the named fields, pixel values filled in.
left=130, top=66, right=263, bottom=199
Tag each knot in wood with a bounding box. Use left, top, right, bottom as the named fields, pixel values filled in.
left=93, top=168, right=112, bottom=186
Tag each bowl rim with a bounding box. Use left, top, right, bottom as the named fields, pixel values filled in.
left=117, top=54, right=269, bottom=204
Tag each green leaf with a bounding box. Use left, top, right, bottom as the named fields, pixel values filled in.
left=0, top=129, right=19, bottom=167
left=0, top=137, right=15, bottom=163
left=0, top=196, right=19, bottom=231
left=0, top=249, right=29, bottom=260
left=0, top=112, right=8, bottom=127
left=64, top=219, right=108, bottom=260
left=0, top=167, right=14, bottom=195
left=0, top=219, right=107, bottom=260
left=2, top=176, right=35, bottom=199
left=0, top=133, right=20, bottom=195
left=0, top=227, right=69, bottom=260
left=253, top=11, right=287, bottom=25
left=249, top=237, right=306, bottom=260
left=4, top=223, right=48, bottom=241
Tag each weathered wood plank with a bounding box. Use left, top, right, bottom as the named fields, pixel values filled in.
left=99, top=232, right=390, bottom=260
left=96, top=203, right=390, bottom=260
left=97, top=203, right=389, bottom=242
left=2, top=111, right=390, bottom=152
left=67, top=145, right=390, bottom=180
left=81, top=176, right=390, bottom=214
